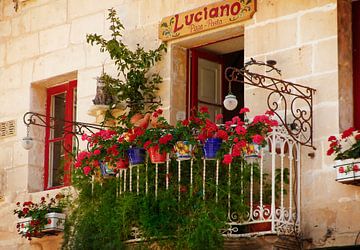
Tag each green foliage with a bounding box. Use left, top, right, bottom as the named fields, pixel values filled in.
left=86, top=8, right=167, bottom=117
left=63, top=159, right=231, bottom=250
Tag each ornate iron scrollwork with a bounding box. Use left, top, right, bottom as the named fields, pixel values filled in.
left=225, top=59, right=316, bottom=148
left=23, top=111, right=113, bottom=154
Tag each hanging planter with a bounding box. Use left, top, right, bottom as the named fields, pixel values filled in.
left=17, top=212, right=65, bottom=239
left=203, top=138, right=222, bottom=159
left=174, top=141, right=194, bottom=160
left=334, top=158, right=360, bottom=184
left=148, top=146, right=167, bottom=164
left=127, top=147, right=146, bottom=165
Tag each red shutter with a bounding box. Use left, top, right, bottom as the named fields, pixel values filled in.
left=353, top=1, right=360, bottom=129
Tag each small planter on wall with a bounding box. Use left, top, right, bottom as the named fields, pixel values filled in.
left=17, top=212, right=65, bottom=238
left=334, top=158, right=360, bottom=185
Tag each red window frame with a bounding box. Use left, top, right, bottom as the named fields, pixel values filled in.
left=44, top=80, right=77, bottom=190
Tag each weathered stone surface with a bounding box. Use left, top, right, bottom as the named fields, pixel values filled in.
left=39, top=24, right=70, bottom=54
left=270, top=45, right=312, bottom=79
left=245, top=18, right=297, bottom=56
left=314, top=38, right=338, bottom=73
left=300, top=7, right=337, bottom=43
left=11, top=12, right=31, bottom=37
left=30, top=0, right=67, bottom=32
left=70, top=12, right=104, bottom=44
left=7, top=33, right=39, bottom=64
left=68, top=0, right=123, bottom=20
left=1, top=63, right=23, bottom=90
left=33, top=45, right=85, bottom=81
left=255, top=0, right=335, bottom=22
left=0, top=19, right=11, bottom=39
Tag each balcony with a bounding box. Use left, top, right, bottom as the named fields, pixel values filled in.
left=103, top=126, right=300, bottom=242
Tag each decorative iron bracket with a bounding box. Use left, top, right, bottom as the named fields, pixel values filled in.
left=23, top=111, right=114, bottom=153
left=225, top=59, right=316, bottom=148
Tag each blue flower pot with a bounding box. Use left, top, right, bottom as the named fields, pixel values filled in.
left=203, top=138, right=222, bottom=159
left=127, top=147, right=146, bottom=165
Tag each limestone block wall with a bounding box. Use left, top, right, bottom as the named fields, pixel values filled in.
left=0, top=0, right=358, bottom=249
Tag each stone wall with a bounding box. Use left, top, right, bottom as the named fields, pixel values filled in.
left=0, top=0, right=358, bottom=249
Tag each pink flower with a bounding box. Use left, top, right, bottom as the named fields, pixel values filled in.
left=239, top=107, right=250, bottom=114
left=93, top=149, right=101, bottom=155
left=265, top=110, right=274, bottom=116
left=252, top=134, right=264, bottom=145
left=222, top=154, right=233, bottom=165
left=83, top=166, right=91, bottom=175
left=338, top=166, right=345, bottom=173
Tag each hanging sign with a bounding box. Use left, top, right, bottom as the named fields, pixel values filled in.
left=159, top=0, right=256, bottom=41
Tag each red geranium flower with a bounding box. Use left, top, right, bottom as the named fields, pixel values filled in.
left=342, top=127, right=355, bottom=139
left=338, top=166, right=345, bottom=173
left=199, top=106, right=209, bottom=114
left=222, top=154, right=233, bottom=164
left=353, top=165, right=359, bottom=172
left=239, top=107, right=250, bottom=114
left=252, top=134, right=264, bottom=145
left=326, top=148, right=334, bottom=156
left=328, top=136, right=337, bottom=141
left=215, top=114, right=223, bottom=121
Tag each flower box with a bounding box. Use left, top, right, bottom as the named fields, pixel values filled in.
left=334, top=158, right=360, bottom=184
left=17, top=212, right=65, bottom=237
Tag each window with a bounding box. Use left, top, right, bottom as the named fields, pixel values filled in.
left=44, top=80, right=77, bottom=189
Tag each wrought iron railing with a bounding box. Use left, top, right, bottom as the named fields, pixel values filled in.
left=113, top=126, right=300, bottom=239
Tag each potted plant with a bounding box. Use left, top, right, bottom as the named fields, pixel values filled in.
left=327, top=127, right=360, bottom=183
left=76, top=126, right=131, bottom=177
left=220, top=107, right=278, bottom=165
left=139, top=109, right=175, bottom=164
left=14, top=193, right=68, bottom=240
left=86, top=8, right=167, bottom=120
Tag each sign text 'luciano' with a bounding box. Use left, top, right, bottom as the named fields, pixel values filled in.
left=159, top=0, right=256, bottom=41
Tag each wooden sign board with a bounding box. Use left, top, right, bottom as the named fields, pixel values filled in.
left=159, top=0, right=256, bottom=42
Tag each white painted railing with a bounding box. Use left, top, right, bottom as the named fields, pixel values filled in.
left=115, top=126, right=300, bottom=238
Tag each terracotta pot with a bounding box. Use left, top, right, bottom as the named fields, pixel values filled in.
left=249, top=204, right=272, bottom=232
left=148, top=146, right=167, bottom=164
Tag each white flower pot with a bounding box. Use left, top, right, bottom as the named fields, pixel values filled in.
left=17, top=212, right=65, bottom=236
left=334, top=158, right=360, bottom=184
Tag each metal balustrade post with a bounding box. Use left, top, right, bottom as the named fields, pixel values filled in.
left=216, top=160, right=219, bottom=203
left=178, top=160, right=181, bottom=201
left=203, top=159, right=206, bottom=200
left=155, top=163, right=158, bottom=199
